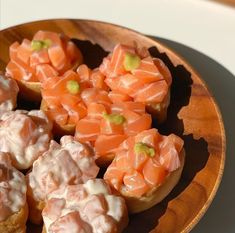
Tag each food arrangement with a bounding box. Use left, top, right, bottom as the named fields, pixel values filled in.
left=0, top=30, right=185, bottom=233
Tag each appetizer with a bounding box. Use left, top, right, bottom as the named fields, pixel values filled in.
left=99, top=44, right=172, bottom=123
left=40, top=70, right=87, bottom=135
left=0, top=152, right=28, bottom=233
left=104, top=128, right=185, bottom=213
left=0, top=74, right=19, bottom=112
left=0, top=110, right=52, bottom=170
left=42, top=179, right=128, bottom=233
left=6, top=30, right=83, bottom=101
left=75, top=100, right=152, bottom=166
left=27, top=136, right=99, bottom=224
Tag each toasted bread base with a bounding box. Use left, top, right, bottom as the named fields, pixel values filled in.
left=146, top=90, right=171, bottom=124
left=16, top=80, right=42, bottom=102
left=27, top=184, right=45, bottom=225
left=121, top=149, right=185, bottom=213
left=0, top=203, right=28, bottom=233
left=96, top=153, right=115, bottom=167
left=40, top=99, right=75, bottom=137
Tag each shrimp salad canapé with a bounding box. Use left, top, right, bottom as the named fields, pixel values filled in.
left=0, top=152, right=28, bottom=233
left=42, top=179, right=128, bottom=233
left=27, top=136, right=99, bottom=224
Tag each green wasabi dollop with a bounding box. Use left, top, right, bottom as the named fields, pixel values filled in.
left=134, top=142, right=155, bottom=157
left=123, top=53, right=141, bottom=71
left=66, top=80, right=80, bottom=94
left=31, top=39, right=52, bottom=51
left=103, top=113, right=126, bottom=125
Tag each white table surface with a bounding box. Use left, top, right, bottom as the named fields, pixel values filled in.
left=1, top=0, right=235, bottom=232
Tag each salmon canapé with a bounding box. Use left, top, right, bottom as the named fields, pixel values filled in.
left=27, top=136, right=99, bottom=224
left=104, top=129, right=184, bottom=199
left=42, top=179, right=128, bottom=233
left=41, top=70, right=87, bottom=134
left=99, top=43, right=172, bottom=123
left=6, top=30, right=83, bottom=83
left=75, top=98, right=152, bottom=165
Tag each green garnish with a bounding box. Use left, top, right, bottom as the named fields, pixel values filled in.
left=153, top=103, right=161, bottom=111
left=66, top=80, right=80, bottom=94
left=134, top=142, right=155, bottom=157
left=31, top=39, right=52, bottom=51
left=103, top=113, right=126, bottom=125
left=123, top=53, right=141, bottom=71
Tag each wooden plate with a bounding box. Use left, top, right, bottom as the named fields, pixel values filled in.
left=0, top=19, right=225, bottom=233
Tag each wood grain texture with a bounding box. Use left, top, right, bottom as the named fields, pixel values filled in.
left=0, top=19, right=225, bottom=233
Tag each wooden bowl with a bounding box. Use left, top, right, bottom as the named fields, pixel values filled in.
left=0, top=19, right=225, bottom=233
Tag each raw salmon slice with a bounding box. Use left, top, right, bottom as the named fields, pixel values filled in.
left=16, top=39, right=32, bottom=64
left=132, top=57, right=164, bottom=83
left=111, top=101, right=145, bottom=114
left=81, top=88, right=112, bottom=108
left=100, top=118, right=124, bottom=135
left=87, top=103, right=107, bottom=119
left=108, top=91, right=132, bottom=103
left=36, top=64, right=58, bottom=83
left=75, top=118, right=101, bottom=142
left=143, top=159, right=168, bottom=186
left=95, top=134, right=127, bottom=156
left=134, top=80, right=168, bottom=103
left=123, top=170, right=149, bottom=197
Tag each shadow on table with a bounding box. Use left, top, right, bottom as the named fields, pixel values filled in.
left=150, top=36, right=235, bottom=233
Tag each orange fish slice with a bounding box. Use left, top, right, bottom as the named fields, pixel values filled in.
left=111, top=101, right=145, bottom=114
left=46, top=107, right=68, bottom=126
left=81, top=88, right=112, bottom=108
left=75, top=118, right=101, bottom=142
left=108, top=90, right=132, bottom=103
left=124, top=111, right=152, bottom=136
left=142, top=158, right=168, bottom=186
left=123, top=170, right=149, bottom=197
left=30, top=49, right=50, bottom=68
left=104, top=162, right=125, bottom=190
left=131, top=57, right=164, bottom=83
left=100, top=118, right=124, bottom=135
left=95, top=134, right=127, bottom=156
left=16, top=39, right=32, bottom=65
left=36, top=64, right=58, bottom=83
left=87, top=103, right=108, bottom=119
left=133, top=80, right=168, bottom=103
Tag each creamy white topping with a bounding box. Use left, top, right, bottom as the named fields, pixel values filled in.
left=43, top=179, right=128, bottom=233
left=0, top=74, right=19, bottom=111
left=0, top=110, right=52, bottom=169
left=27, top=136, right=99, bottom=202
left=0, top=152, right=26, bottom=222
